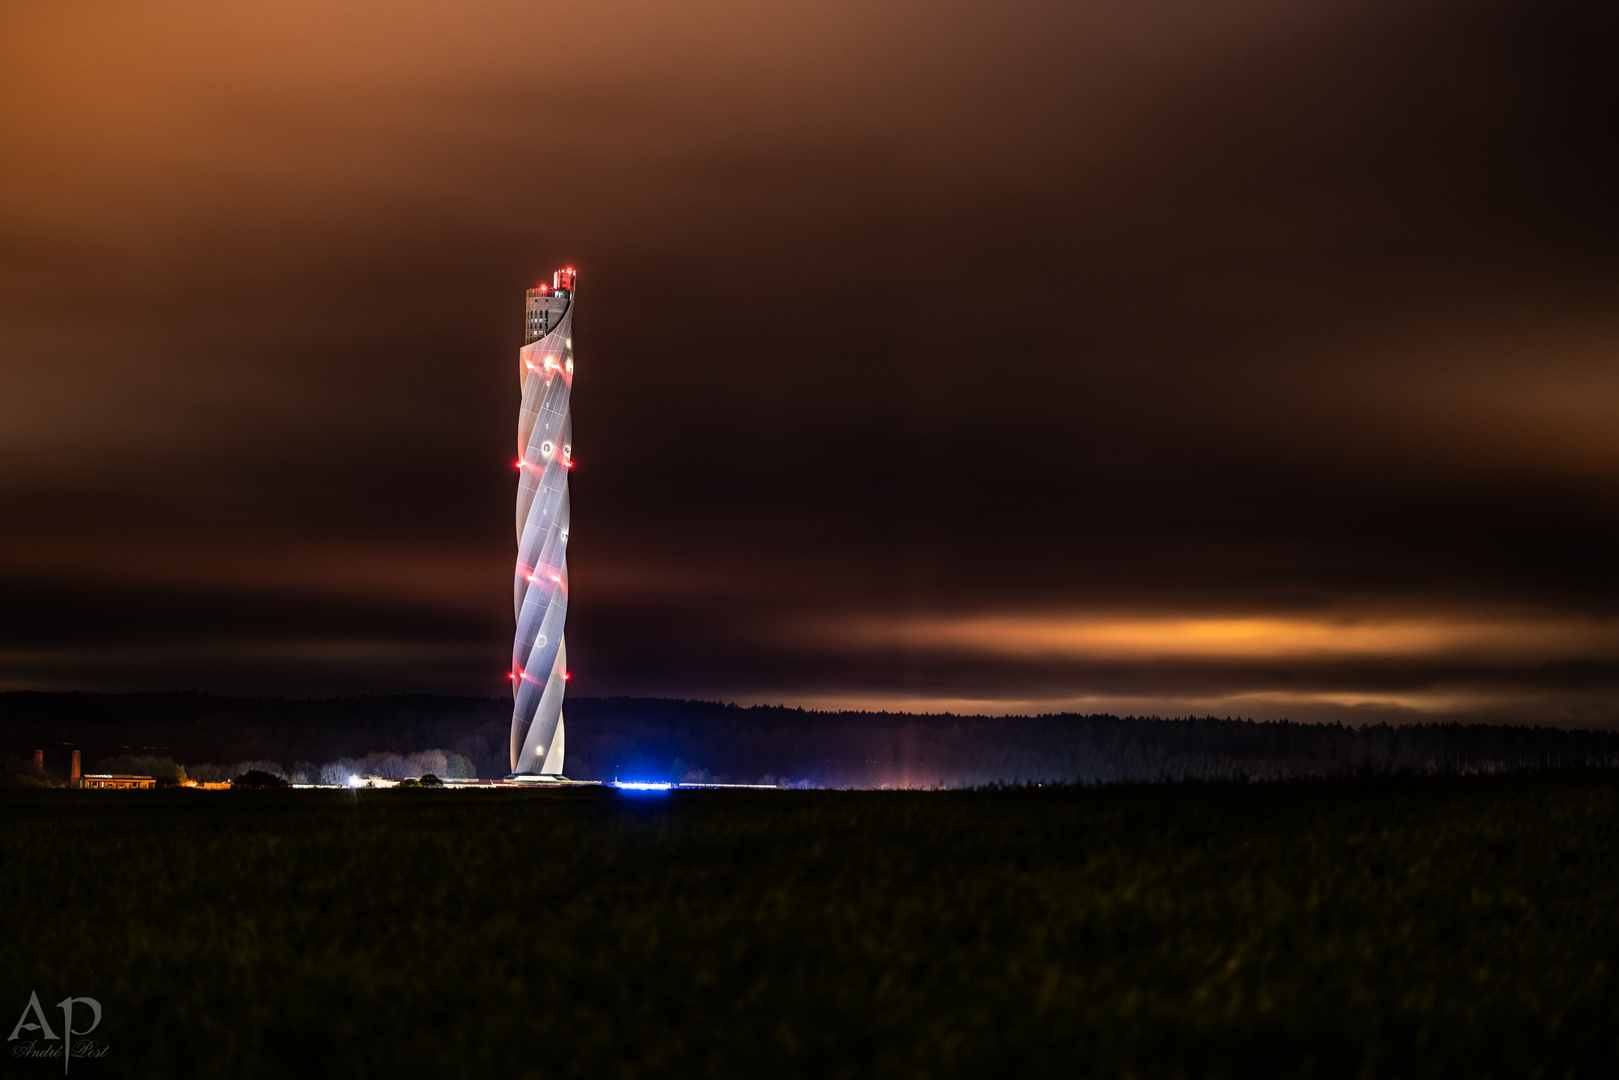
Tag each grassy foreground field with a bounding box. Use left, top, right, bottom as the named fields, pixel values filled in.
left=3, top=774, right=1616, bottom=1078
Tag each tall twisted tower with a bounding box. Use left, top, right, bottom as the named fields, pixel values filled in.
left=509, top=266, right=577, bottom=778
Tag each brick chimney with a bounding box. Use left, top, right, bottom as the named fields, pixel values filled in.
left=70, top=749, right=81, bottom=788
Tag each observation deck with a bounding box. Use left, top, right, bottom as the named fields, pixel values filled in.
left=524, top=267, right=576, bottom=344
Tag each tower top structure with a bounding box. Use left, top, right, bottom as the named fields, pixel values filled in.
left=524, top=265, right=576, bottom=346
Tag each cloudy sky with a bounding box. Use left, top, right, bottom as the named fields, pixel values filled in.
left=2, top=0, right=1616, bottom=723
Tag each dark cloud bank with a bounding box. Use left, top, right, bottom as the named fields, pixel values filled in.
left=1, top=0, right=1616, bottom=724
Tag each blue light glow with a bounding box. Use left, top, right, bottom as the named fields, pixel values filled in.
left=614, top=781, right=673, bottom=792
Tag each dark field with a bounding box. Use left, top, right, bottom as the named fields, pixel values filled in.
left=4, top=774, right=1617, bottom=1078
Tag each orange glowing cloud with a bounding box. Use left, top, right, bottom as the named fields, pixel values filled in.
left=828, top=611, right=1619, bottom=665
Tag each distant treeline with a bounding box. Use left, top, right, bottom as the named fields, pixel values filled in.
left=0, top=691, right=512, bottom=783
left=2, top=692, right=1617, bottom=787
left=562, top=699, right=1619, bottom=786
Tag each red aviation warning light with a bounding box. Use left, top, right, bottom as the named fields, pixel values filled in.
left=554, top=267, right=577, bottom=291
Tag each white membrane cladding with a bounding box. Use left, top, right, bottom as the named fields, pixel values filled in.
left=510, top=287, right=574, bottom=774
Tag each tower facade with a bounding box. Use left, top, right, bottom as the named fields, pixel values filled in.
left=509, top=266, right=577, bottom=777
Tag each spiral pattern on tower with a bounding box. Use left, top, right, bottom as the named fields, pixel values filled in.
left=509, top=267, right=577, bottom=776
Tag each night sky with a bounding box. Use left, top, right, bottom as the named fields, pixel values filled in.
left=2, top=0, right=1616, bottom=724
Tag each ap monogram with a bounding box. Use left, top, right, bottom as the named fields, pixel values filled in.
left=8, top=992, right=103, bottom=1074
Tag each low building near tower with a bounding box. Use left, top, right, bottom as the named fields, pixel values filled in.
left=82, top=774, right=156, bottom=790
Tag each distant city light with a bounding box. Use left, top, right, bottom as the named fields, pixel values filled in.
left=614, top=781, right=672, bottom=791
left=346, top=775, right=361, bottom=788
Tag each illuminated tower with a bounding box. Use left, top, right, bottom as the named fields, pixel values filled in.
left=508, top=266, right=577, bottom=777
